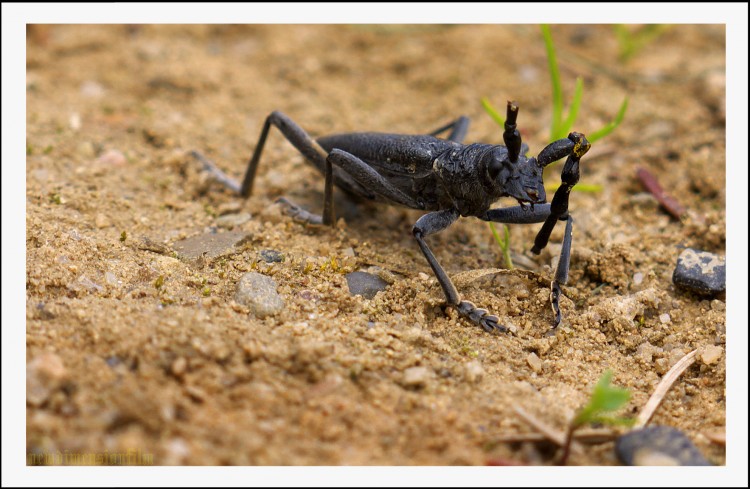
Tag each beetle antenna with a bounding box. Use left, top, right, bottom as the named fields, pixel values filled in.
left=503, top=101, right=522, bottom=163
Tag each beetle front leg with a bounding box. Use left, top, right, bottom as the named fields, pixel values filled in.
left=482, top=203, right=574, bottom=330
left=532, top=132, right=590, bottom=253
left=550, top=216, right=573, bottom=327
left=414, top=209, right=506, bottom=333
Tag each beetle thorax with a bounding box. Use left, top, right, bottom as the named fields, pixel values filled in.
left=433, top=144, right=504, bottom=217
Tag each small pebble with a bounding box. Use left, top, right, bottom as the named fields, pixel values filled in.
left=632, top=272, right=644, bottom=286
left=77, top=141, right=96, bottom=159
left=163, top=438, right=191, bottom=465
left=68, top=275, right=103, bottom=293
left=526, top=352, right=542, bottom=373
left=672, top=248, right=726, bottom=295
left=635, top=342, right=661, bottom=364
left=234, top=272, right=285, bottom=319
left=69, top=112, right=81, bottom=131
left=80, top=80, right=105, bottom=98
left=27, top=353, right=68, bottom=406
left=463, top=361, right=484, bottom=384
left=95, top=213, right=111, bottom=228
left=259, top=249, right=284, bottom=263
left=171, top=357, right=187, bottom=377
left=96, top=149, right=127, bottom=166
left=615, top=426, right=711, bottom=466
left=215, top=212, right=251, bottom=229
left=699, top=345, right=723, bottom=365
left=217, top=201, right=243, bottom=215
left=345, top=271, right=389, bottom=299
left=402, top=366, right=431, bottom=388
left=659, top=313, right=671, bottom=324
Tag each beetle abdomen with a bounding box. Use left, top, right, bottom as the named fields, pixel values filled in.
left=317, top=133, right=455, bottom=176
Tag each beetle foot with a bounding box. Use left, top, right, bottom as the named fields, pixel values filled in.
left=550, top=280, right=563, bottom=329
left=190, top=150, right=242, bottom=194
left=456, top=300, right=508, bottom=334
left=275, top=197, right=323, bottom=225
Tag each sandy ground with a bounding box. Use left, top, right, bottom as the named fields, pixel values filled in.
left=25, top=24, right=726, bottom=466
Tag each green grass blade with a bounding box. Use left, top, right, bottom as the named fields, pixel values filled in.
left=481, top=97, right=505, bottom=127
left=560, top=77, right=584, bottom=138
left=541, top=24, right=564, bottom=142
left=489, top=222, right=514, bottom=270
left=588, top=96, right=629, bottom=143
left=616, top=24, right=670, bottom=62
left=546, top=182, right=603, bottom=193
left=614, top=24, right=636, bottom=61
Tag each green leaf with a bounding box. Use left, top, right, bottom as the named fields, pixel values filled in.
left=572, top=370, right=632, bottom=428
left=588, top=97, right=629, bottom=143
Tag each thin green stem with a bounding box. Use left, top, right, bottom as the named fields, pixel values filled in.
left=480, top=97, right=505, bottom=127
left=541, top=24, right=563, bottom=142
left=489, top=222, right=514, bottom=270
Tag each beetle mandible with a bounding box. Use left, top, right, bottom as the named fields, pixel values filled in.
left=191, top=101, right=590, bottom=333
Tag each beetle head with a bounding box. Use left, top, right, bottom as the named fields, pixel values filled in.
left=485, top=100, right=546, bottom=205
left=484, top=147, right=546, bottom=205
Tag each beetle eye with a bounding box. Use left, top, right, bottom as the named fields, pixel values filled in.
left=487, top=157, right=503, bottom=180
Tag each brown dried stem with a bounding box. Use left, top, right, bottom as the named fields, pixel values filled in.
left=636, top=167, right=686, bottom=220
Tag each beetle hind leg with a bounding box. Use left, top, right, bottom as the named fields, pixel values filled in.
left=428, top=116, right=471, bottom=143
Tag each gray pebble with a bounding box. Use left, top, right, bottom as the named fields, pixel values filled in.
left=173, top=231, right=252, bottom=262
left=259, top=249, right=284, bottom=263
left=234, top=272, right=285, bottom=318
left=672, top=248, right=725, bottom=295
left=345, top=271, right=389, bottom=299
left=615, top=426, right=711, bottom=466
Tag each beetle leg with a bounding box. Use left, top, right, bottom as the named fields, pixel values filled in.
left=481, top=204, right=574, bottom=331
left=414, top=209, right=506, bottom=333
left=531, top=133, right=588, bottom=253
left=190, top=111, right=329, bottom=198
left=275, top=156, right=335, bottom=226
left=482, top=203, right=551, bottom=224
left=238, top=111, right=331, bottom=198
left=279, top=146, right=427, bottom=226
left=192, top=111, right=372, bottom=225
left=428, top=116, right=470, bottom=143
left=327, top=149, right=423, bottom=209
left=549, top=216, right=573, bottom=328
left=190, top=150, right=242, bottom=194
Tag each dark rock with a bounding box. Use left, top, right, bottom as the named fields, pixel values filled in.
left=345, top=271, right=389, bottom=299
left=615, top=426, right=711, bottom=466
left=672, top=248, right=726, bottom=295
left=259, top=249, right=284, bottom=263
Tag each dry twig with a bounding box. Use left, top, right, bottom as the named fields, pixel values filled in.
left=635, top=349, right=698, bottom=429
left=636, top=167, right=686, bottom=220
